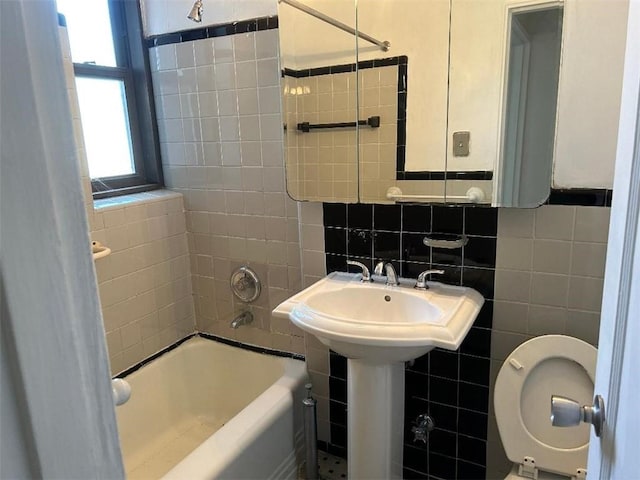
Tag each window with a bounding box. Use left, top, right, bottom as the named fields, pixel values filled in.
left=57, top=0, right=162, bottom=198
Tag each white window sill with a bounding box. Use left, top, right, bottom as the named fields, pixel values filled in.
left=93, top=189, right=182, bottom=212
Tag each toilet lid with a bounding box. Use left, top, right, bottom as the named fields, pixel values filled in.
left=494, top=335, right=597, bottom=477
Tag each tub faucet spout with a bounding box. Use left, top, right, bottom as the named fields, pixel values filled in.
left=231, top=311, right=253, bottom=329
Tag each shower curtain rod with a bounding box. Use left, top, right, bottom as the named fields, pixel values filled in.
left=278, top=0, right=390, bottom=52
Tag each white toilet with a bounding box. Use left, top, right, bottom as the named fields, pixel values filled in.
left=494, top=335, right=597, bottom=480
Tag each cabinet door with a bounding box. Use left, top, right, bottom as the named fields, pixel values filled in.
left=553, top=0, right=628, bottom=189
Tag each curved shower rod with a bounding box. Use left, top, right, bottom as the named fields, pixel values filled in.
left=278, top=0, right=390, bottom=52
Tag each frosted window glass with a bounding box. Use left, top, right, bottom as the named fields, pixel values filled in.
left=56, top=0, right=117, bottom=66
left=76, top=77, right=135, bottom=179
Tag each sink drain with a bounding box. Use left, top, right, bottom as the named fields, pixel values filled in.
left=384, top=295, right=391, bottom=302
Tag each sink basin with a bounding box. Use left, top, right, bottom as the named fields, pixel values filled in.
left=274, top=272, right=484, bottom=363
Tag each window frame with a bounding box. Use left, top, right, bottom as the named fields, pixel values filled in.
left=71, top=0, right=163, bottom=198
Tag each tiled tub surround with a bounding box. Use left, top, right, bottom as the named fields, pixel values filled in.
left=487, top=205, right=609, bottom=478
left=149, top=26, right=312, bottom=349
left=92, top=192, right=195, bottom=375
left=323, top=203, right=497, bottom=479
left=146, top=25, right=334, bottom=441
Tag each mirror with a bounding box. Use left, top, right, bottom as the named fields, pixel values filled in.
left=278, top=0, right=359, bottom=203
left=278, top=0, right=563, bottom=207
left=497, top=5, right=563, bottom=206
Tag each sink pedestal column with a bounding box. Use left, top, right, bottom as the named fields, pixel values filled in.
left=347, top=359, right=404, bottom=479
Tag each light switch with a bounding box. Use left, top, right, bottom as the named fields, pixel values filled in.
left=453, top=131, right=470, bottom=157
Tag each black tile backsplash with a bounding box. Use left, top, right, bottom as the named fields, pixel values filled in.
left=432, top=206, right=464, bottom=234
left=323, top=203, right=497, bottom=479
left=374, top=204, right=402, bottom=231
left=402, top=205, right=431, bottom=232
left=324, top=227, right=347, bottom=255
left=429, top=349, right=459, bottom=380
left=347, top=204, right=373, bottom=229
left=329, top=352, right=347, bottom=380
left=458, top=409, right=488, bottom=439
left=374, top=231, right=401, bottom=260
left=457, top=435, right=487, bottom=466
left=329, top=376, right=347, bottom=404
left=323, top=203, right=347, bottom=227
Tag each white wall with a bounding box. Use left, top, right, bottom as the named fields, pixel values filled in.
left=142, top=0, right=276, bottom=36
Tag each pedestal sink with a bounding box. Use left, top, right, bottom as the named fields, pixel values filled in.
left=273, top=272, right=484, bottom=479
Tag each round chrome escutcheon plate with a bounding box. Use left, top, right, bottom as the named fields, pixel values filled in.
left=230, top=266, right=261, bottom=303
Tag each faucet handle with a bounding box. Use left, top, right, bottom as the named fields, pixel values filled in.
left=347, top=260, right=372, bottom=282
left=415, top=269, right=445, bottom=290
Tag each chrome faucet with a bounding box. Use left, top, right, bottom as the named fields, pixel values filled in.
left=374, top=261, right=399, bottom=287
left=415, top=269, right=445, bottom=290
left=231, top=311, right=253, bottom=329
left=346, top=260, right=372, bottom=282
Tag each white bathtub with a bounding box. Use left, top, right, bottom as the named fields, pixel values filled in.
left=115, top=336, right=308, bottom=479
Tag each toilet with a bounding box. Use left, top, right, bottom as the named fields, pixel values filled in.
left=494, top=335, right=597, bottom=480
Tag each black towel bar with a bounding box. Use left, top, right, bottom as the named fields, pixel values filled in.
left=297, top=116, right=380, bottom=132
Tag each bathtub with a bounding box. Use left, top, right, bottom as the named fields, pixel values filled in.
left=115, top=335, right=308, bottom=479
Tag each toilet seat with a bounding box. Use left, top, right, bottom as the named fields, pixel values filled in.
left=494, top=335, right=597, bottom=478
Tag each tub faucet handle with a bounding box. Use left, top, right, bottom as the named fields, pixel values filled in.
left=346, top=260, right=372, bottom=282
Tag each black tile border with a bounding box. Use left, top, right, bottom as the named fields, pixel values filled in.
left=282, top=55, right=408, bottom=78
left=397, top=171, right=494, bottom=181
left=114, top=331, right=304, bottom=379
left=548, top=188, right=613, bottom=207
left=396, top=62, right=408, bottom=173
left=198, top=332, right=305, bottom=360
left=145, top=15, right=279, bottom=48
left=114, top=333, right=197, bottom=378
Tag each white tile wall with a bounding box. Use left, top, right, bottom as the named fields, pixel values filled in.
left=93, top=192, right=194, bottom=374
left=150, top=29, right=310, bottom=356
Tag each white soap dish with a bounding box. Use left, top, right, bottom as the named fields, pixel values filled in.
left=92, top=241, right=111, bottom=260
